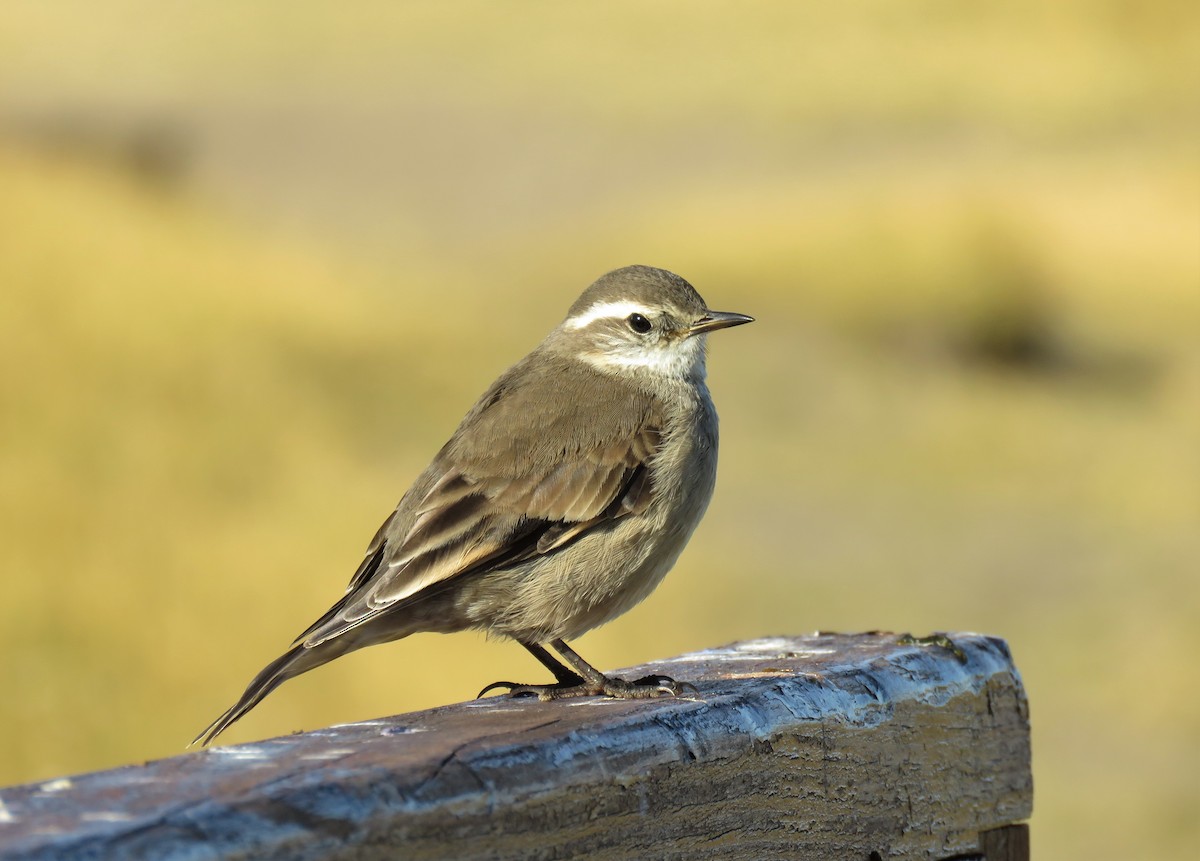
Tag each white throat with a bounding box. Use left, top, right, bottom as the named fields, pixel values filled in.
left=579, top=333, right=707, bottom=381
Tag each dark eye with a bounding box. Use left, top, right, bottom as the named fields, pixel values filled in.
left=627, top=313, right=652, bottom=334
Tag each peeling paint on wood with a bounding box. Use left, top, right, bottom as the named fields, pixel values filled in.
left=0, top=632, right=1032, bottom=860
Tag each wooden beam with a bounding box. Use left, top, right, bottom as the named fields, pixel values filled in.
left=0, top=632, right=1031, bottom=860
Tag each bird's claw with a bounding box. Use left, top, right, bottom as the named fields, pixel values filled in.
left=477, top=672, right=695, bottom=702
left=607, top=674, right=696, bottom=698
left=477, top=679, right=595, bottom=701
left=477, top=680, right=527, bottom=698
left=631, top=674, right=698, bottom=695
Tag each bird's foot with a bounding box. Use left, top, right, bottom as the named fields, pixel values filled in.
left=477, top=679, right=596, bottom=701
left=606, top=674, right=698, bottom=698
left=478, top=673, right=695, bottom=702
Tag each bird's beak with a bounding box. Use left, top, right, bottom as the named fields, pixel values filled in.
left=689, top=310, right=755, bottom=335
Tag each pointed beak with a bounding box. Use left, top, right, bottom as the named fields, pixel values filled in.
left=689, top=310, right=755, bottom=335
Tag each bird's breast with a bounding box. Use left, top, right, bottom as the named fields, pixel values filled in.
left=457, top=388, right=722, bottom=643
left=651, top=384, right=719, bottom=511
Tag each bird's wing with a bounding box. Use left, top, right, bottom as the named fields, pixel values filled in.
left=299, top=358, right=661, bottom=647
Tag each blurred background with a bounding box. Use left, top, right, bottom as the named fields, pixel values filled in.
left=1, top=1, right=1197, bottom=857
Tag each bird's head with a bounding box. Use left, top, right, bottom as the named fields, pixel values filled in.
left=552, top=265, right=753, bottom=382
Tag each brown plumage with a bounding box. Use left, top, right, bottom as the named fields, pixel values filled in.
left=195, top=265, right=751, bottom=745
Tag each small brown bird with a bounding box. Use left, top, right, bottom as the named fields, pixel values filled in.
left=196, top=265, right=752, bottom=745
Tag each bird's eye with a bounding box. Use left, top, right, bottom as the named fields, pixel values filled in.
left=626, top=313, right=652, bottom=334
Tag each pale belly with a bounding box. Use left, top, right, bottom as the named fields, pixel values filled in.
left=459, top=401, right=720, bottom=643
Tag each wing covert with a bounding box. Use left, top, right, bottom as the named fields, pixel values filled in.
left=301, top=357, right=662, bottom=649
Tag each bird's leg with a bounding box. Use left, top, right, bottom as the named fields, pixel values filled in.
left=477, top=639, right=695, bottom=701
left=477, top=641, right=584, bottom=698
left=524, top=641, right=586, bottom=685
left=552, top=639, right=696, bottom=698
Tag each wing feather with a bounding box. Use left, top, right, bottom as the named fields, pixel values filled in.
left=301, top=355, right=663, bottom=648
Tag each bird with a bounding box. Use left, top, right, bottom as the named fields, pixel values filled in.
left=195, top=265, right=752, bottom=746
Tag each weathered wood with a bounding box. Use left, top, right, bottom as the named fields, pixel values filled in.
left=979, top=824, right=1030, bottom=861
left=0, top=632, right=1031, bottom=860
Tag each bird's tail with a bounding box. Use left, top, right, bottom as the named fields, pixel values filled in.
left=192, top=638, right=351, bottom=747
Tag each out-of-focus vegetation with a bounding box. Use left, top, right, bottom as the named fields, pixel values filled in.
left=1, top=3, right=1197, bottom=858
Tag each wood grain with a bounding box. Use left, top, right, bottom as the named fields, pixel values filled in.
left=0, top=632, right=1032, bottom=860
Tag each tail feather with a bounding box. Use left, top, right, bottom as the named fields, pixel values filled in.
left=194, top=590, right=441, bottom=747
left=192, top=639, right=348, bottom=747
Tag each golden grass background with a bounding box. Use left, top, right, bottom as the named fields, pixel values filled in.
left=1, top=3, right=1197, bottom=858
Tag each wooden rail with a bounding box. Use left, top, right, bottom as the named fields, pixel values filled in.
left=0, top=632, right=1031, bottom=860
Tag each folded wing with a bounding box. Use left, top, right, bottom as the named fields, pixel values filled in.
left=300, top=359, right=661, bottom=648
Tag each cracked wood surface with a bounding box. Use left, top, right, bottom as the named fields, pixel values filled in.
left=0, top=632, right=1032, bottom=860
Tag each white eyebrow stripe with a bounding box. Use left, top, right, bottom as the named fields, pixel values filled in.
left=564, top=301, right=647, bottom=330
